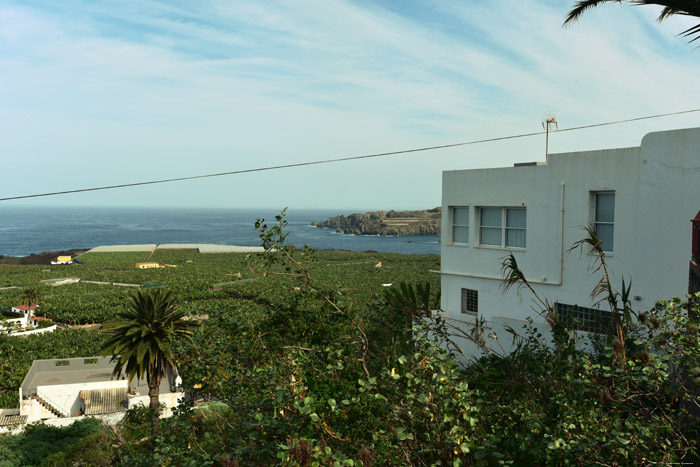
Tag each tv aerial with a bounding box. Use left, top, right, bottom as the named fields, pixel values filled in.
left=542, top=111, right=558, bottom=163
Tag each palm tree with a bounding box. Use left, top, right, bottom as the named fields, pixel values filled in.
left=20, top=288, right=39, bottom=324
left=565, top=1, right=700, bottom=42
left=101, top=288, right=198, bottom=433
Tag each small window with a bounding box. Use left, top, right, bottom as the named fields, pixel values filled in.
left=506, top=208, right=526, bottom=248
left=55, top=360, right=70, bottom=367
left=461, top=288, right=478, bottom=314
left=479, top=207, right=526, bottom=248
left=594, top=192, right=615, bottom=252
left=556, top=303, right=613, bottom=334
left=84, top=358, right=98, bottom=365
left=451, top=207, right=469, bottom=244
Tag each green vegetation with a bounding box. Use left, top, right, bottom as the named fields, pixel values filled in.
left=0, top=246, right=439, bottom=411
left=0, top=215, right=698, bottom=465
left=101, top=288, right=200, bottom=432
left=0, top=418, right=114, bottom=467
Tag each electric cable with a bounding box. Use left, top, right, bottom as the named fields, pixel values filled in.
left=1, top=107, right=699, bottom=202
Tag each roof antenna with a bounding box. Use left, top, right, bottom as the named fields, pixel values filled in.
left=542, top=111, right=558, bottom=164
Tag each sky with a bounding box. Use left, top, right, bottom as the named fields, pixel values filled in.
left=2, top=0, right=700, bottom=211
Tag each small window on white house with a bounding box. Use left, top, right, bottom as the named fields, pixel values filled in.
left=461, top=288, right=478, bottom=314
left=451, top=207, right=469, bottom=244
left=480, top=208, right=502, bottom=246
left=479, top=208, right=526, bottom=248
left=594, top=192, right=615, bottom=252
left=506, top=209, right=526, bottom=248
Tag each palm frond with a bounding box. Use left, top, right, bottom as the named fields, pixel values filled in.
left=565, top=0, right=700, bottom=42
left=564, top=0, right=624, bottom=26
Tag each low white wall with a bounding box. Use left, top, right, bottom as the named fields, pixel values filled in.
left=128, top=392, right=183, bottom=418
left=35, top=379, right=127, bottom=420
left=21, top=399, right=57, bottom=423
left=8, top=325, right=57, bottom=337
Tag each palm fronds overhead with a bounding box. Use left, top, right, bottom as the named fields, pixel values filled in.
left=565, top=1, right=700, bottom=42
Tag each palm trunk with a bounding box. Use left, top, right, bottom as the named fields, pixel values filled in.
left=147, top=369, right=161, bottom=435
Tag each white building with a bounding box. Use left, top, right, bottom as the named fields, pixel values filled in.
left=440, top=127, right=700, bottom=356
left=0, top=305, right=56, bottom=336
left=0, top=356, right=183, bottom=429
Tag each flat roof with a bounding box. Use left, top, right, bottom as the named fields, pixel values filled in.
left=87, top=243, right=264, bottom=253
left=21, top=357, right=174, bottom=394
left=88, top=245, right=157, bottom=252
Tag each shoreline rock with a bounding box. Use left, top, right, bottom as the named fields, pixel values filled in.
left=312, top=208, right=441, bottom=236
left=0, top=249, right=89, bottom=266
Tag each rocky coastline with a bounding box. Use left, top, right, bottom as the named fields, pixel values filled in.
left=0, top=249, right=88, bottom=266
left=312, top=208, right=441, bottom=236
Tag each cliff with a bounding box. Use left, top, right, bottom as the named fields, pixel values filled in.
left=312, top=208, right=441, bottom=236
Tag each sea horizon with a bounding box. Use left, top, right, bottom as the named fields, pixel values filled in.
left=0, top=206, right=441, bottom=257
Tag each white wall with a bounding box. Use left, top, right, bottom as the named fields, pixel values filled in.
left=128, top=392, right=184, bottom=418
left=30, top=380, right=127, bottom=422
left=440, top=127, right=700, bottom=355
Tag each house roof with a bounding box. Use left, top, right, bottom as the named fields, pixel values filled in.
left=13, top=305, right=39, bottom=311
left=0, top=414, right=27, bottom=426
left=21, top=357, right=175, bottom=395
left=79, top=387, right=128, bottom=415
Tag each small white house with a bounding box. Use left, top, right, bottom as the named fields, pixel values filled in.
left=440, top=127, right=700, bottom=357
left=0, top=305, right=56, bottom=336
left=1, top=305, right=38, bottom=330
left=16, top=357, right=183, bottom=425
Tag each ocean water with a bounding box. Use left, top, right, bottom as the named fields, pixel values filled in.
left=0, top=206, right=440, bottom=257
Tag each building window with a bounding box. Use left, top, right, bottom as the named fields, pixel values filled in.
left=556, top=303, right=613, bottom=334
left=479, top=207, right=526, bottom=248
left=461, top=288, right=478, bottom=314
left=451, top=207, right=469, bottom=244
left=594, top=192, right=615, bottom=252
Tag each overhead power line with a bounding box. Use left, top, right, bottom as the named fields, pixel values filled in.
left=2, top=107, right=699, bottom=202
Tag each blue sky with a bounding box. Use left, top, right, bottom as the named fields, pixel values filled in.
left=2, top=0, right=700, bottom=210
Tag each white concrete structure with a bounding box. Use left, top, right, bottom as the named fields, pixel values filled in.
left=440, top=127, right=700, bottom=356
left=0, top=305, right=56, bottom=336
left=17, top=357, right=183, bottom=425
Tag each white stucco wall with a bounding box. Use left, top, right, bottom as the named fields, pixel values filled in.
left=34, top=379, right=127, bottom=420
left=128, top=392, right=183, bottom=418
left=21, top=399, right=58, bottom=422
left=6, top=325, right=57, bottom=337
left=440, top=127, right=700, bottom=356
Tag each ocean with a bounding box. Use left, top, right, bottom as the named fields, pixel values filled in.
left=0, top=206, right=440, bottom=257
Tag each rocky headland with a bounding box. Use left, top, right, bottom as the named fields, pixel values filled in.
left=312, top=208, right=441, bottom=236
left=0, top=249, right=88, bottom=265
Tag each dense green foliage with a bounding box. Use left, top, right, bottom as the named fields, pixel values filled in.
left=0, top=248, right=439, bottom=411
left=0, top=418, right=112, bottom=466
left=1, top=220, right=698, bottom=465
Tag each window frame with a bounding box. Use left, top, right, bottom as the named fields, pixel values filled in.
left=461, top=288, right=478, bottom=314
left=478, top=207, right=526, bottom=249
left=449, top=206, right=470, bottom=245
left=555, top=302, right=613, bottom=334
left=593, top=191, right=615, bottom=252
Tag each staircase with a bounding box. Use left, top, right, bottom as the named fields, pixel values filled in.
left=35, top=394, right=67, bottom=418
